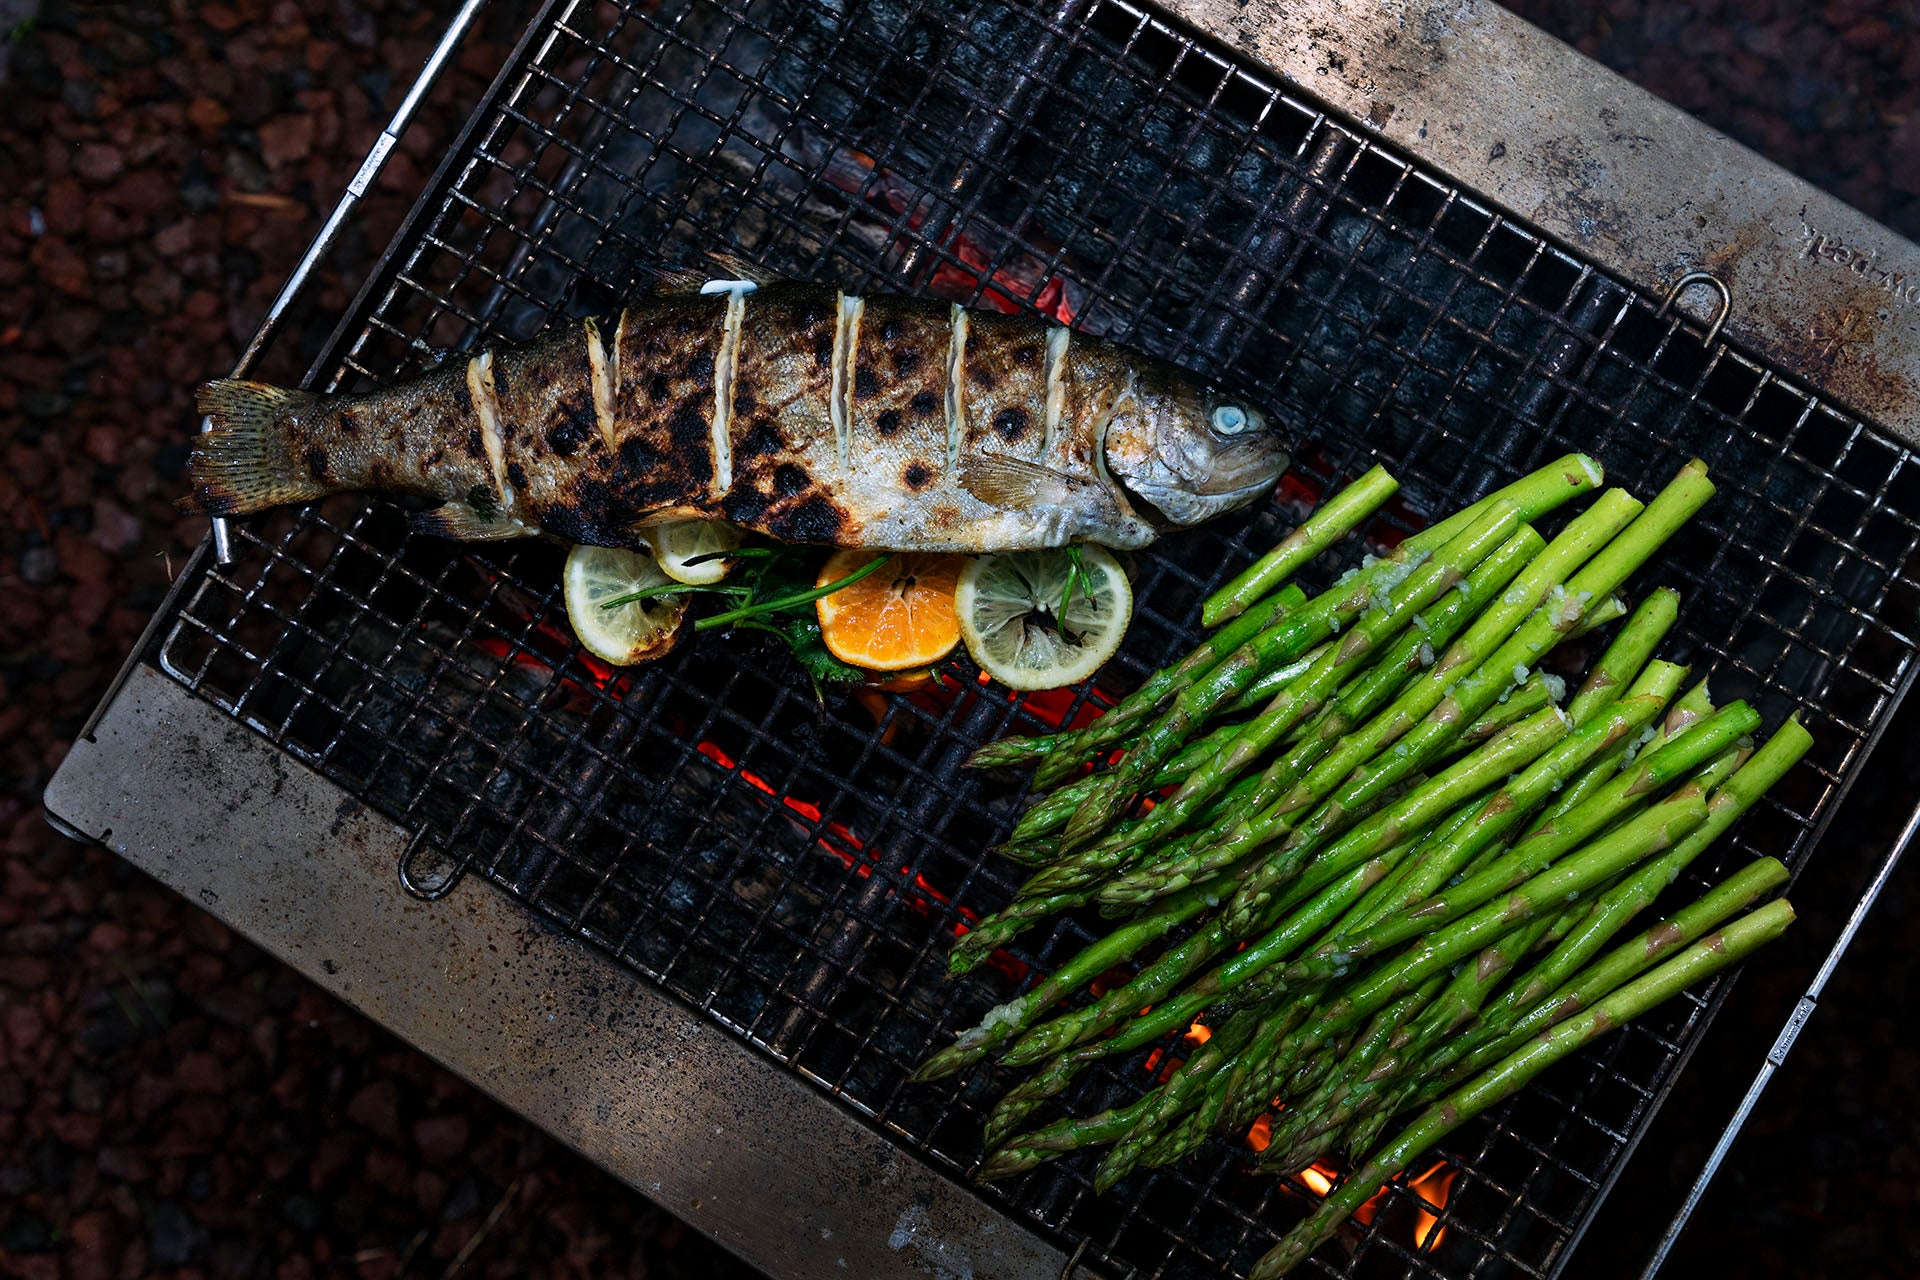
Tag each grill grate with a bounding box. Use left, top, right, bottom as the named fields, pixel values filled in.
left=150, top=0, right=1920, bottom=1276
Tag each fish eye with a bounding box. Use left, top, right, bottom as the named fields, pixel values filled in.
left=1211, top=405, right=1253, bottom=435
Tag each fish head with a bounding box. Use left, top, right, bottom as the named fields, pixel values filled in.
left=1104, top=368, right=1290, bottom=528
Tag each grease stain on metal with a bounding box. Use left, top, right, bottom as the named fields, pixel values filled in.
left=888, top=1204, right=975, bottom=1280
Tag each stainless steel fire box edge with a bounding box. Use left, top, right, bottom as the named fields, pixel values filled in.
left=46, top=666, right=1086, bottom=1280
left=1160, top=0, right=1920, bottom=446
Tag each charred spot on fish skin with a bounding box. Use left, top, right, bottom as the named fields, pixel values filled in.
left=772, top=463, right=811, bottom=497
left=1012, top=345, right=1041, bottom=369
left=424, top=445, right=446, bottom=469
left=903, top=461, right=933, bottom=490
left=768, top=495, right=846, bottom=543
left=892, top=346, right=922, bottom=376
left=336, top=407, right=361, bottom=436
left=721, top=484, right=774, bottom=527
left=546, top=409, right=592, bottom=458
left=875, top=409, right=903, bottom=437
left=568, top=474, right=649, bottom=536
left=506, top=461, right=529, bottom=490
left=539, top=504, right=594, bottom=545
left=737, top=418, right=783, bottom=459
left=686, top=350, right=715, bottom=387
left=993, top=407, right=1030, bottom=442
left=648, top=372, right=671, bottom=403
left=465, top=428, right=486, bottom=462
left=667, top=401, right=710, bottom=448
left=369, top=458, right=400, bottom=487
left=854, top=366, right=880, bottom=399
left=304, top=447, right=331, bottom=483
left=968, top=364, right=996, bottom=390
left=911, top=390, right=939, bottom=417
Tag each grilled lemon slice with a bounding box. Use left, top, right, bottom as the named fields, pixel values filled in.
left=644, top=518, right=743, bottom=586
left=955, top=546, right=1131, bottom=690
left=563, top=544, right=688, bottom=665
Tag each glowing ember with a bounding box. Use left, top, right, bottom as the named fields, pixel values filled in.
left=1279, top=1154, right=1457, bottom=1248
left=1184, top=1021, right=1212, bottom=1046
left=1299, top=1162, right=1337, bottom=1197
left=1246, top=1114, right=1273, bottom=1153
left=1409, top=1161, right=1459, bottom=1251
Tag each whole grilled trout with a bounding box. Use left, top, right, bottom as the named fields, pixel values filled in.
left=187, top=280, right=1288, bottom=553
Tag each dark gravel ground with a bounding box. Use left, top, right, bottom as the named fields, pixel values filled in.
left=1, top=2, right=1915, bottom=1278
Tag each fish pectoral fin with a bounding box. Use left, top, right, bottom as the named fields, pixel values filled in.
left=629, top=505, right=708, bottom=528
left=958, top=454, right=1107, bottom=510
left=410, top=502, right=533, bottom=542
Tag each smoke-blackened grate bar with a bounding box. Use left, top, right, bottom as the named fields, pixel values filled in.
left=145, top=0, right=1919, bottom=1276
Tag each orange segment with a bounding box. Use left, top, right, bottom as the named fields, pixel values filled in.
left=815, top=549, right=964, bottom=671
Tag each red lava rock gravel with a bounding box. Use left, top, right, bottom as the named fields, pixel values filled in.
left=2, top=1, right=1916, bottom=1278
left=1, top=1, right=762, bottom=1276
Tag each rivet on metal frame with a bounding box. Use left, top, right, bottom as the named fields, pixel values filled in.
left=1656, top=270, right=1734, bottom=348
left=397, top=827, right=466, bottom=900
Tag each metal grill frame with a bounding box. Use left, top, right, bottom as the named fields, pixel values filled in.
left=46, top=2, right=1920, bottom=1279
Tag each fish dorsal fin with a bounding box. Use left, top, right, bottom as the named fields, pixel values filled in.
left=409, top=501, right=533, bottom=542
left=702, top=250, right=778, bottom=287
left=958, top=453, right=1113, bottom=513
left=646, top=263, right=714, bottom=296
left=645, top=252, right=779, bottom=296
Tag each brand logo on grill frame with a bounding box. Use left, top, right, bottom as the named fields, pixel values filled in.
left=1801, top=223, right=1920, bottom=308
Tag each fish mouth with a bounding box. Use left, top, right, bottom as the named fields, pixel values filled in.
left=1120, top=469, right=1284, bottom=528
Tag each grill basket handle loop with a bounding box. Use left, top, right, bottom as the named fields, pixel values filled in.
left=398, top=828, right=466, bottom=901
left=1657, top=270, right=1734, bottom=348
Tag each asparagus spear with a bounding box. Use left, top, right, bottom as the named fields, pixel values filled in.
left=1259, top=912, right=1564, bottom=1174
left=1094, top=700, right=1569, bottom=911
left=1464, top=719, right=1807, bottom=1048
left=1135, top=525, right=1548, bottom=863
left=1223, top=464, right=1716, bottom=940
left=1057, top=502, right=1525, bottom=852
left=1455, top=674, right=1558, bottom=742
left=1250, top=898, right=1795, bottom=1278
left=1204, top=454, right=1601, bottom=628
left=966, top=582, right=1311, bottom=772
left=1202, top=464, right=1402, bottom=626
left=1178, top=492, right=1642, bottom=908
left=1323, top=810, right=1780, bottom=1150
left=1088, top=782, right=1709, bottom=1188
left=1564, top=590, right=1629, bottom=639
left=1279, top=699, right=1758, bottom=986
left=1563, top=588, right=1680, bottom=724
left=1289, top=689, right=1672, bottom=940
left=1206, top=791, right=1710, bottom=1148
left=916, top=877, right=1225, bottom=1079
left=1335, top=661, right=1686, bottom=938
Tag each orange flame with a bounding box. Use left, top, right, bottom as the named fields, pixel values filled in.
left=1246, top=1114, right=1273, bottom=1153
left=1280, top=1156, right=1456, bottom=1246
left=1410, top=1161, right=1459, bottom=1251
left=1299, top=1162, right=1335, bottom=1197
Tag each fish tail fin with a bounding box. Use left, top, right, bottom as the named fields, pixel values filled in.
left=184, top=380, right=328, bottom=515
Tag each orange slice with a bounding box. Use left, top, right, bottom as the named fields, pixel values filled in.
left=815, top=549, right=964, bottom=672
